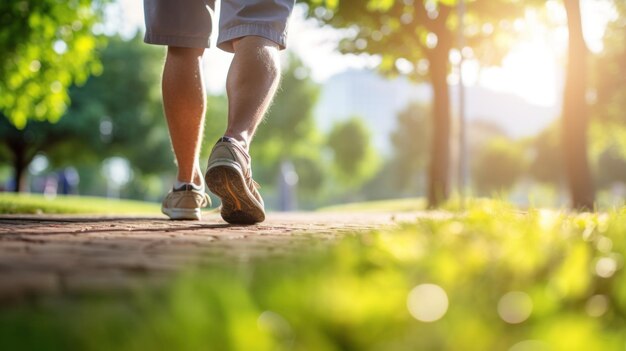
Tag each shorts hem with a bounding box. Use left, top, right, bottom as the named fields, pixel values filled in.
left=217, top=23, right=287, bottom=53
left=144, top=32, right=211, bottom=49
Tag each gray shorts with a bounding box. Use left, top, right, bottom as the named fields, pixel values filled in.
left=143, top=0, right=295, bottom=52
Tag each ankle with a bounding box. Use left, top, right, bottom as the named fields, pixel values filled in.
left=193, top=168, right=203, bottom=187
left=177, top=168, right=204, bottom=188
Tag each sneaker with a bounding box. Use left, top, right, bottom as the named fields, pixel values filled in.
left=161, top=183, right=211, bottom=220
left=205, top=137, right=265, bottom=224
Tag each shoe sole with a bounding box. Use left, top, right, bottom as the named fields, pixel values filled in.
left=205, top=162, right=265, bottom=225
left=161, top=207, right=202, bottom=220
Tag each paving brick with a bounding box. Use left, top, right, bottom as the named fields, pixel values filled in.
left=0, top=211, right=424, bottom=299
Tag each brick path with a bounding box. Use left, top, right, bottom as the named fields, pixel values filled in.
left=0, top=211, right=422, bottom=301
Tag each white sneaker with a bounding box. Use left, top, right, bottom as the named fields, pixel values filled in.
left=161, top=184, right=211, bottom=220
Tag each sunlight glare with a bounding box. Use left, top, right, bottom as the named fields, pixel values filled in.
left=480, top=41, right=559, bottom=107
left=581, top=0, right=619, bottom=53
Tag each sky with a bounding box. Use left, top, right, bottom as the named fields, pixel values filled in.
left=105, top=0, right=616, bottom=108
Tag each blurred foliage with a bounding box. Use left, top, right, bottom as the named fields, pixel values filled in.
left=472, top=137, right=526, bottom=195
left=0, top=0, right=108, bottom=128
left=529, top=123, right=563, bottom=186
left=302, top=0, right=531, bottom=79
left=0, top=35, right=171, bottom=195
left=528, top=120, right=626, bottom=195
left=362, top=112, right=507, bottom=202
left=360, top=102, right=431, bottom=201
left=327, top=117, right=380, bottom=189
left=3, top=200, right=626, bottom=350
left=60, top=34, right=170, bottom=174
left=596, top=146, right=626, bottom=189
left=524, top=117, right=626, bottom=204
left=588, top=0, right=626, bottom=190
left=201, top=94, right=229, bottom=161
left=593, top=0, right=626, bottom=126
left=388, top=102, right=430, bottom=192
left=254, top=55, right=321, bottom=160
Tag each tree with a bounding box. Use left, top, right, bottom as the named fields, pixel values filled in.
left=63, top=35, right=171, bottom=175
left=528, top=124, right=563, bottom=186
left=0, top=0, right=108, bottom=128
left=389, top=102, right=430, bottom=192
left=327, top=117, right=379, bottom=189
left=303, top=0, right=529, bottom=207
left=472, top=138, right=525, bottom=195
left=591, top=0, right=626, bottom=162
left=561, top=0, right=595, bottom=209
left=593, top=0, right=626, bottom=126
left=0, top=117, right=69, bottom=191
left=0, top=35, right=171, bottom=193
left=596, top=146, right=626, bottom=189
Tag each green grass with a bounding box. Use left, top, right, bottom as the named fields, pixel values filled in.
left=0, top=193, right=161, bottom=215
left=2, top=200, right=626, bottom=350
left=318, top=197, right=427, bottom=212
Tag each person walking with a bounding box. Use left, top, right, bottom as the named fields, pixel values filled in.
left=143, top=0, right=295, bottom=224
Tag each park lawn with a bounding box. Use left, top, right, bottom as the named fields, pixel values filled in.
left=0, top=193, right=161, bottom=215
left=318, top=197, right=427, bottom=212
left=2, top=200, right=626, bottom=350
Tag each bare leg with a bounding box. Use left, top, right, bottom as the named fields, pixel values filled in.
left=162, top=46, right=206, bottom=185
left=224, top=36, right=281, bottom=150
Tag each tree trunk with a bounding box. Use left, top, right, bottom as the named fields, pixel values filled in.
left=12, top=143, right=29, bottom=193
left=562, top=0, right=595, bottom=210
left=426, top=44, right=451, bottom=208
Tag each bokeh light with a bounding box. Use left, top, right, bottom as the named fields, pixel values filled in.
left=497, top=291, right=533, bottom=324
left=407, top=284, right=449, bottom=322
left=595, top=257, right=617, bottom=278
left=585, top=295, right=609, bottom=317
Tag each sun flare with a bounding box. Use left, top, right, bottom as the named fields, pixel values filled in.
left=479, top=41, right=560, bottom=107
left=473, top=0, right=616, bottom=108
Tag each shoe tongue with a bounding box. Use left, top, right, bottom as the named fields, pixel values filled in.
left=173, top=183, right=202, bottom=192
left=217, top=136, right=236, bottom=144
left=217, top=136, right=248, bottom=148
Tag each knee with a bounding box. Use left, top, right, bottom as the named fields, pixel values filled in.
left=233, top=36, right=280, bottom=73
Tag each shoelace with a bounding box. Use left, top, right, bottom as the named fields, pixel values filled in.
left=202, top=193, right=211, bottom=207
